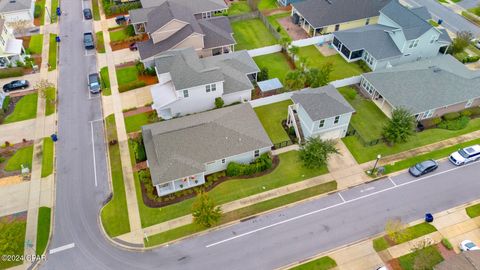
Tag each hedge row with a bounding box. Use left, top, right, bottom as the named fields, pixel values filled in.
left=226, top=153, right=272, bottom=177
left=0, top=67, right=24, bottom=79
left=105, top=2, right=142, bottom=16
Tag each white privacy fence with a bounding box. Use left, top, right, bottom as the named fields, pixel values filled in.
left=291, top=34, right=333, bottom=47
left=247, top=45, right=282, bottom=57
left=330, top=76, right=361, bottom=88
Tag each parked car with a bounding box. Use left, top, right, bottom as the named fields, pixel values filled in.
left=88, top=73, right=101, bottom=94
left=129, top=42, right=138, bottom=51
left=449, top=145, right=480, bottom=166
left=83, top=32, right=95, bottom=50
left=83, top=8, right=92, bottom=20
left=408, top=159, right=438, bottom=177
left=376, top=267, right=387, bottom=270
left=475, top=40, right=480, bottom=50
left=115, top=15, right=127, bottom=25
left=3, top=80, right=30, bottom=92
left=460, top=240, right=479, bottom=251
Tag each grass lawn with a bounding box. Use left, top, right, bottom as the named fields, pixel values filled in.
left=109, top=26, right=134, bottom=42
left=298, top=45, right=364, bottom=81
left=36, top=0, right=46, bottom=25
left=145, top=181, right=337, bottom=246
left=100, top=66, right=111, bottom=96
left=36, top=207, right=51, bottom=255
left=254, top=100, right=292, bottom=145
left=116, top=66, right=138, bottom=86
left=48, top=34, right=57, bottom=71
left=267, top=12, right=291, bottom=41
left=232, top=19, right=278, bottom=50
left=136, top=150, right=329, bottom=228
left=383, top=137, right=480, bottom=174
left=290, top=256, right=337, bottom=270
left=254, top=52, right=293, bottom=83
left=92, top=0, right=101, bottom=20
left=124, top=111, right=156, bottom=133
left=28, top=34, right=44, bottom=55
left=41, top=137, right=54, bottom=177
left=44, top=87, right=56, bottom=116
left=343, top=118, right=480, bottom=163
left=373, top=222, right=437, bottom=251
left=0, top=215, right=27, bottom=269
left=100, top=115, right=131, bottom=237
left=96, top=32, right=105, bottom=53
left=469, top=6, right=480, bottom=16
left=50, top=0, right=59, bottom=23
left=228, top=1, right=251, bottom=15
left=338, top=87, right=388, bottom=142
left=429, top=19, right=440, bottom=27
left=466, top=203, right=480, bottom=218
left=398, top=245, right=443, bottom=270
left=3, top=93, right=38, bottom=124
left=258, top=0, right=278, bottom=10
left=4, top=145, right=34, bottom=172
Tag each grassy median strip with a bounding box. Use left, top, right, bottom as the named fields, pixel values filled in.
left=92, top=0, right=101, bottom=20
left=100, top=115, right=131, bottom=237
left=144, top=181, right=337, bottom=247
left=48, top=34, right=57, bottom=71
left=289, top=256, right=337, bottom=270
left=466, top=203, right=480, bottom=218
left=373, top=222, right=437, bottom=252
left=41, top=137, right=54, bottom=177
left=96, top=32, right=105, bottom=53
left=44, top=87, right=56, bottom=116
left=36, top=207, right=51, bottom=256
left=100, top=66, right=111, bottom=96
left=50, top=0, right=59, bottom=23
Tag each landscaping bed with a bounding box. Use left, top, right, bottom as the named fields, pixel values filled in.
left=0, top=211, right=27, bottom=269
left=34, top=0, right=46, bottom=26
left=231, top=18, right=278, bottom=50
left=102, top=0, right=141, bottom=18
left=115, top=62, right=158, bottom=92
left=254, top=100, right=293, bottom=145
left=110, top=33, right=148, bottom=51
left=0, top=141, right=34, bottom=178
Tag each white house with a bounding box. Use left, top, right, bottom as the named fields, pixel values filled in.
left=0, top=0, right=35, bottom=26
left=149, top=47, right=259, bottom=119
left=287, top=85, right=355, bottom=142
left=142, top=103, right=273, bottom=196
left=0, top=19, right=25, bottom=68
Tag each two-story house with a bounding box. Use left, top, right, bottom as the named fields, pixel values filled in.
left=142, top=103, right=273, bottom=196
left=332, top=0, right=451, bottom=70
left=287, top=85, right=355, bottom=142
left=129, top=0, right=235, bottom=63
left=0, top=19, right=25, bottom=68
left=149, top=47, right=259, bottom=119
left=0, top=0, right=35, bottom=26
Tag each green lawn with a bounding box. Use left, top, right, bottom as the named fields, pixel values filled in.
left=373, top=222, right=437, bottom=251
left=92, top=0, right=101, bottom=20
left=36, top=0, right=46, bottom=25
left=254, top=100, right=292, bottom=145
left=398, top=245, right=443, bottom=270
left=41, top=137, right=54, bottom=177
left=267, top=12, right=292, bottom=41
left=100, top=66, right=111, bottom=96
left=469, top=6, right=480, bottom=16
left=48, top=34, right=57, bottom=71
left=4, top=145, right=34, bottom=172
left=338, top=87, right=388, bottom=142
left=136, top=150, right=329, bottom=228
left=50, top=0, right=59, bottom=23
left=254, top=52, right=294, bottom=83
left=0, top=215, right=27, bottom=269
left=466, top=203, right=480, bottom=218
left=96, top=32, right=105, bottom=53
left=429, top=19, right=440, bottom=27
left=109, top=26, right=134, bottom=42
left=298, top=45, right=364, bottom=81
left=44, top=87, right=56, bottom=116
left=384, top=137, right=480, bottom=174
left=116, top=66, right=138, bottom=86
left=100, top=115, right=131, bottom=237
left=258, top=0, right=278, bottom=10
left=145, top=181, right=337, bottom=246
left=228, top=1, right=251, bottom=15
left=3, top=93, right=38, bottom=124
left=232, top=19, right=278, bottom=50
left=343, top=118, right=480, bottom=163
left=28, top=34, right=44, bottom=55
left=290, top=256, right=337, bottom=270
left=124, top=111, right=157, bottom=133
left=36, top=207, right=51, bottom=256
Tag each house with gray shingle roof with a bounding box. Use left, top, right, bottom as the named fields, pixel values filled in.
left=129, top=0, right=233, bottom=62
left=332, top=0, right=451, bottom=70
left=150, top=47, right=259, bottom=119
left=142, top=103, right=272, bottom=196
left=0, top=0, right=35, bottom=26
left=286, top=85, right=355, bottom=142
left=360, top=54, right=480, bottom=121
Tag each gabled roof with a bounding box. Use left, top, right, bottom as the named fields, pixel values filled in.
left=140, top=0, right=227, bottom=12
left=362, top=55, right=480, bottom=114
left=145, top=1, right=203, bottom=34
left=292, top=0, right=390, bottom=28
left=380, top=0, right=433, bottom=40
left=435, top=250, right=480, bottom=270
left=410, top=6, right=431, bottom=21
left=292, top=85, right=355, bottom=121
left=137, top=24, right=195, bottom=60
left=142, top=104, right=272, bottom=185
left=0, top=0, right=31, bottom=12
left=197, top=17, right=235, bottom=49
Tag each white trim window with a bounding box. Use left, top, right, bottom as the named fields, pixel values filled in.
left=429, top=35, right=437, bottom=44
left=319, top=119, right=325, bottom=128
left=409, top=39, right=419, bottom=48
left=221, top=158, right=226, bottom=164
left=365, top=18, right=370, bottom=25
left=334, top=116, right=340, bottom=124
left=205, top=83, right=216, bottom=93
left=183, top=90, right=189, bottom=98
left=254, top=149, right=260, bottom=158
left=466, top=99, right=474, bottom=108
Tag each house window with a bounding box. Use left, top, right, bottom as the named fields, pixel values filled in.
left=205, top=84, right=216, bottom=93
left=365, top=18, right=370, bottom=25
left=409, top=39, right=419, bottom=48
left=183, top=90, right=189, bottom=98
left=319, top=119, right=325, bottom=128
left=211, top=84, right=216, bottom=91
left=221, top=158, right=226, bottom=164
left=430, top=35, right=437, bottom=44
left=334, top=116, right=340, bottom=124
left=466, top=99, right=474, bottom=108
left=334, top=24, right=340, bottom=31
left=206, top=85, right=211, bottom=92
left=254, top=150, right=260, bottom=157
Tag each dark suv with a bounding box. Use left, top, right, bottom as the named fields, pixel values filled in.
left=88, top=73, right=101, bottom=94
left=3, top=80, right=29, bottom=92
left=83, top=32, right=95, bottom=49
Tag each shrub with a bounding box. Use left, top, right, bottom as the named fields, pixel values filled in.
left=462, top=55, right=480, bottom=63
left=461, top=109, right=472, bottom=117
left=34, top=4, right=42, bottom=18
left=132, top=138, right=146, bottom=163
left=276, top=26, right=281, bottom=32
left=257, top=67, right=269, bottom=81
left=215, top=97, right=224, bottom=109
left=441, top=238, right=453, bottom=250
left=15, top=60, right=25, bottom=67
left=2, top=96, right=10, bottom=112
left=118, top=81, right=146, bottom=92
left=145, top=67, right=156, bottom=76
left=462, top=106, right=480, bottom=117
left=438, top=115, right=470, bottom=130
left=106, top=2, right=142, bottom=16
left=442, top=112, right=460, bottom=121
left=226, top=153, right=272, bottom=177
left=135, top=61, right=145, bottom=75
left=125, top=25, right=135, bottom=36
left=0, top=67, right=24, bottom=79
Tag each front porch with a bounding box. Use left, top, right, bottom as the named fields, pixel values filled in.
left=1, top=39, right=27, bottom=69
left=286, top=104, right=305, bottom=143
left=155, top=172, right=206, bottom=196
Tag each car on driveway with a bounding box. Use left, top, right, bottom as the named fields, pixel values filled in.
left=449, top=145, right=480, bottom=166
left=83, top=32, right=95, bottom=50
left=460, top=240, right=479, bottom=251
left=3, top=80, right=29, bottom=92
left=83, top=8, right=92, bottom=20
left=88, top=73, right=101, bottom=94
left=408, top=159, right=438, bottom=177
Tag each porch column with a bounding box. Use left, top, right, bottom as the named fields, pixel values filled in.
left=381, top=96, right=385, bottom=108
left=348, top=50, right=352, bottom=60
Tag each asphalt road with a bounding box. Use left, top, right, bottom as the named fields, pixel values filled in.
left=403, top=0, right=480, bottom=36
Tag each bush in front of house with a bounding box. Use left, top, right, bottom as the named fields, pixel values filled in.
left=461, top=55, right=480, bottom=63
left=442, top=112, right=460, bottom=121
left=226, top=153, right=272, bottom=177
left=215, top=97, right=224, bottom=109
left=438, top=115, right=469, bottom=130
left=461, top=106, right=480, bottom=117
left=132, top=137, right=146, bottom=163
left=34, top=4, right=42, bottom=18
left=106, top=2, right=142, bottom=16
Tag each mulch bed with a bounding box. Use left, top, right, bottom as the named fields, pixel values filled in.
left=282, top=50, right=296, bottom=70
left=0, top=140, right=34, bottom=178
left=110, top=34, right=148, bottom=51
left=0, top=210, right=27, bottom=221
left=9, top=89, right=38, bottom=98
left=133, top=161, right=147, bottom=172
left=386, top=258, right=402, bottom=270
left=138, top=74, right=158, bottom=85
left=139, top=155, right=280, bottom=208
left=436, top=242, right=455, bottom=260
left=123, top=106, right=153, bottom=117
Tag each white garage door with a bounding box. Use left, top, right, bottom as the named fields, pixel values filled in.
left=319, top=128, right=344, bottom=140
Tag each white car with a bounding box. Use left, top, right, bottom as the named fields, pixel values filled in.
left=460, top=240, right=479, bottom=251
left=449, top=145, right=480, bottom=166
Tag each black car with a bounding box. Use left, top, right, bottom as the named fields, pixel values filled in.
left=83, top=32, right=95, bottom=49
left=408, top=159, right=438, bottom=177
left=3, top=80, right=29, bottom=92
left=115, top=15, right=126, bottom=25
left=83, top=8, right=92, bottom=20
left=88, top=73, right=101, bottom=94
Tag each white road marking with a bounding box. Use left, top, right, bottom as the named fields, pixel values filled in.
left=338, top=193, right=346, bottom=203
left=360, top=187, right=375, bottom=193
left=205, top=160, right=479, bottom=248
left=49, top=243, right=75, bottom=254
left=89, top=118, right=103, bottom=123
left=388, top=177, right=397, bottom=187
left=90, top=121, right=98, bottom=187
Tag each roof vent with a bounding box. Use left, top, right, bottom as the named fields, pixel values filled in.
left=9, top=0, right=16, bottom=3
left=433, top=67, right=442, bottom=73
left=325, top=0, right=332, bottom=4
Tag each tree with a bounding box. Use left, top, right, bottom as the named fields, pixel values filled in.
left=280, top=37, right=291, bottom=53
left=214, top=97, right=224, bottom=109
left=7, top=20, right=30, bottom=37
left=284, top=70, right=306, bottom=90
left=288, top=45, right=300, bottom=61
left=298, top=56, right=308, bottom=72
left=451, top=31, right=473, bottom=54
left=299, top=137, right=339, bottom=169
left=257, top=67, right=269, bottom=81
left=306, top=62, right=333, bottom=87
left=383, top=107, right=415, bottom=145
left=411, top=239, right=436, bottom=270
left=384, top=218, right=409, bottom=244
left=35, top=79, right=56, bottom=108
left=192, top=192, right=222, bottom=228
